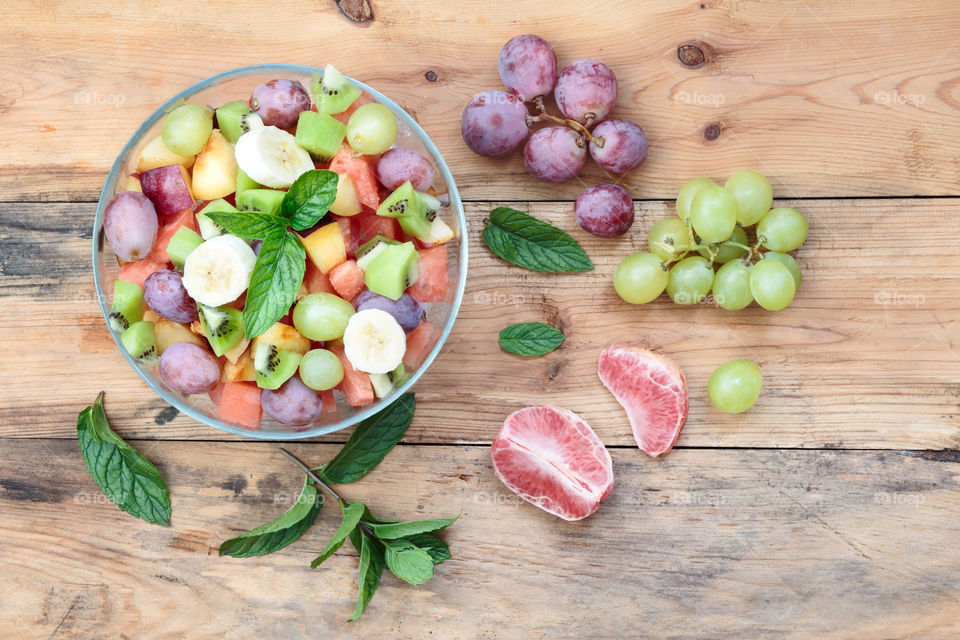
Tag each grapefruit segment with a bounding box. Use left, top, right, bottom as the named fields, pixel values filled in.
left=491, top=406, right=613, bottom=521
left=597, top=345, right=688, bottom=458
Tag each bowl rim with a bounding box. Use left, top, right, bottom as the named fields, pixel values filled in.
left=93, top=63, right=468, bottom=440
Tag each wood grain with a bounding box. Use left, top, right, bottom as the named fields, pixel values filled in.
left=2, top=200, right=957, bottom=448
left=1, top=440, right=958, bottom=639
left=2, top=0, right=960, bottom=202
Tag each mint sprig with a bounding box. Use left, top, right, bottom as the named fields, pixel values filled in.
left=219, top=476, right=323, bottom=557
left=483, top=207, right=594, bottom=273
left=242, top=229, right=307, bottom=339
left=499, top=321, right=565, bottom=356
left=281, top=169, right=339, bottom=231
left=203, top=210, right=290, bottom=239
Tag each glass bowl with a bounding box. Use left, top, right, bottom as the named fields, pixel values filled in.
left=93, top=64, right=467, bottom=440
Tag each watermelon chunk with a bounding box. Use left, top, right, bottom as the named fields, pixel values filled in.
left=330, top=345, right=374, bottom=407
left=217, top=382, right=262, bottom=430
left=406, top=245, right=448, bottom=303
left=327, top=260, right=365, bottom=302
left=350, top=212, right=401, bottom=253
left=320, top=388, right=337, bottom=413
left=117, top=257, right=165, bottom=288
left=151, top=208, right=198, bottom=262
left=304, top=260, right=336, bottom=294
left=403, top=320, right=434, bottom=369
left=329, top=145, right=380, bottom=210
left=208, top=382, right=225, bottom=405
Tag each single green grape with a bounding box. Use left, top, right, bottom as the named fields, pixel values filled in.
left=697, top=225, right=748, bottom=264
left=292, top=292, right=355, bottom=341
left=648, top=218, right=691, bottom=261
left=757, top=207, right=808, bottom=252
left=613, top=251, right=669, bottom=304
left=666, top=256, right=714, bottom=305
left=299, top=348, right=345, bottom=390
left=676, top=177, right=716, bottom=224
left=763, top=251, right=802, bottom=289
left=690, top=185, right=737, bottom=243
left=708, top=359, right=763, bottom=413
left=711, top=259, right=753, bottom=310
left=162, top=103, right=213, bottom=156
left=724, top=170, right=772, bottom=226
left=346, top=103, right=397, bottom=155
left=749, top=258, right=796, bottom=310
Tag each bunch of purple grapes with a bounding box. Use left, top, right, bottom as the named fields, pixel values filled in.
left=461, top=34, right=648, bottom=238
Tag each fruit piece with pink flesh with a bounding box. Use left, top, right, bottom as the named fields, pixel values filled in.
left=597, top=345, right=688, bottom=458
left=491, top=406, right=613, bottom=521
left=138, top=164, right=195, bottom=216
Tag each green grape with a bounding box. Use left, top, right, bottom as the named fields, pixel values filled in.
left=708, top=359, right=762, bottom=413
left=757, top=207, right=808, bottom=252
left=724, top=170, right=772, bottom=226
left=749, top=258, right=796, bottom=310
left=697, top=225, right=748, bottom=264
left=299, top=348, right=345, bottom=390
left=613, top=251, right=669, bottom=304
left=711, top=260, right=753, bottom=310
left=676, top=177, right=716, bottom=224
left=292, top=292, right=355, bottom=341
left=763, top=251, right=801, bottom=289
left=648, top=218, right=691, bottom=261
left=162, top=103, right=213, bottom=156
left=346, top=103, right=398, bottom=155
left=690, top=185, right=737, bottom=243
left=666, top=256, right=714, bottom=305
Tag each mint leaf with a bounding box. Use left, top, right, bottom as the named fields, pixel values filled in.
left=383, top=538, right=434, bottom=585
left=310, top=501, right=365, bottom=569
left=219, top=475, right=322, bottom=557
left=242, top=229, right=306, bottom=339
left=349, top=529, right=385, bottom=621
left=282, top=169, right=339, bottom=231
left=319, top=393, right=415, bottom=484
left=204, top=210, right=289, bottom=239
left=403, top=533, right=451, bottom=564
left=499, top=322, right=565, bottom=356
left=483, top=207, right=593, bottom=272
left=366, top=516, right=457, bottom=540
left=77, top=393, right=171, bottom=526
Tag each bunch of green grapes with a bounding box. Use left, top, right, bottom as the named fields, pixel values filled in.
left=613, top=171, right=808, bottom=311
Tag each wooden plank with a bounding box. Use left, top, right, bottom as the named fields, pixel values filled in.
left=0, top=440, right=958, bottom=638
left=2, top=200, right=958, bottom=448
left=1, top=0, right=959, bottom=201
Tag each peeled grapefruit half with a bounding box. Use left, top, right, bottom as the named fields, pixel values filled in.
left=597, top=345, right=688, bottom=458
left=490, top=406, right=614, bottom=521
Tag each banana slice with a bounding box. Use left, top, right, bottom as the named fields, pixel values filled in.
left=182, top=234, right=257, bottom=307
left=343, top=309, right=407, bottom=374
left=235, top=125, right=313, bottom=188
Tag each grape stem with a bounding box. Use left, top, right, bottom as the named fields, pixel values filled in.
left=279, top=447, right=375, bottom=535
left=531, top=96, right=604, bottom=147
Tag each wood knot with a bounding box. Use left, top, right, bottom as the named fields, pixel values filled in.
left=425, top=70, right=438, bottom=82
left=335, top=0, right=373, bottom=23
left=703, top=123, right=722, bottom=141
left=677, top=43, right=707, bottom=68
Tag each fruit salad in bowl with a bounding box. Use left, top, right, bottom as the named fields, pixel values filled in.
left=93, top=64, right=467, bottom=439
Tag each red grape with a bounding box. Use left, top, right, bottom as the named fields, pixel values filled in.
left=159, top=342, right=220, bottom=394
left=522, top=126, right=586, bottom=183
left=376, top=147, right=435, bottom=191
left=554, top=59, right=619, bottom=125
left=354, top=290, right=424, bottom=333
left=250, top=79, right=311, bottom=129
left=497, top=34, right=558, bottom=102
left=260, top=375, right=325, bottom=427
left=574, top=184, right=634, bottom=237
left=103, top=191, right=158, bottom=261
left=461, top=91, right=530, bottom=157
left=143, top=269, right=198, bottom=323
left=589, top=119, right=648, bottom=174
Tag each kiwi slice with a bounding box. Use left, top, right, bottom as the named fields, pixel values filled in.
left=197, top=303, right=244, bottom=357
left=216, top=101, right=249, bottom=144
left=356, top=234, right=401, bottom=270
left=167, top=226, right=204, bottom=269
left=311, top=64, right=362, bottom=115
left=197, top=199, right=238, bottom=240
left=237, top=188, right=285, bottom=216
left=370, top=363, right=410, bottom=398
left=363, top=241, right=419, bottom=300
left=377, top=182, right=435, bottom=239
left=236, top=167, right=262, bottom=197
left=253, top=341, right=302, bottom=390
left=294, top=110, right=346, bottom=161
left=120, top=320, right=159, bottom=365
left=390, top=362, right=410, bottom=387
left=109, top=280, right=145, bottom=332
left=377, top=181, right=421, bottom=218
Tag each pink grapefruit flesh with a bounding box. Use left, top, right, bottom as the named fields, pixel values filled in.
left=597, top=345, right=688, bottom=458
left=491, top=406, right=613, bottom=521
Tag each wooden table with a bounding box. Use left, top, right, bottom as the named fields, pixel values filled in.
left=2, top=1, right=959, bottom=637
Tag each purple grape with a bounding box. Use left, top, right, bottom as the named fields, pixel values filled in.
left=589, top=119, right=648, bottom=174
left=377, top=147, right=435, bottom=191
left=461, top=91, right=530, bottom=158
left=158, top=342, right=220, bottom=394
left=250, top=79, right=311, bottom=129
left=574, top=184, right=634, bottom=238
left=261, top=375, right=325, bottom=427
left=251, top=239, right=263, bottom=256
left=354, top=290, right=425, bottom=333
left=554, top=59, right=619, bottom=125
left=522, top=126, right=586, bottom=183
left=498, top=34, right=558, bottom=102
left=143, top=269, right=198, bottom=323
left=103, top=191, right=158, bottom=261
